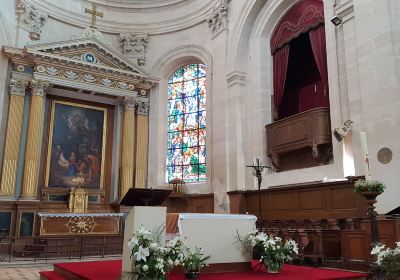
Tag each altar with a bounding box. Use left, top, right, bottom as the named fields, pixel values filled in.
left=38, top=213, right=123, bottom=236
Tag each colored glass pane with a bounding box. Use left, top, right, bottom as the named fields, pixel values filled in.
left=168, top=132, right=183, bottom=149
left=183, top=64, right=197, bottom=80
left=198, top=77, right=206, bottom=95
left=170, top=68, right=184, bottom=83
left=183, top=147, right=199, bottom=165
left=168, top=114, right=184, bottom=131
left=167, top=64, right=206, bottom=183
left=168, top=98, right=184, bottom=115
left=168, top=83, right=183, bottom=100
left=184, top=113, right=198, bottom=130
left=168, top=165, right=183, bottom=181
left=183, top=96, right=198, bottom=114
left=199, top=94, right=206, bottom=111
left=199, top=111, right=206, bottom=128
left=198, top=64, right=206, bottom=78
left=183, top=79, right=197, bottom=97
left=199, top=129, right=206, bottom=145
left=199, top=146, right=206, bottom=163
left=183, top=130, right=198, bottom=147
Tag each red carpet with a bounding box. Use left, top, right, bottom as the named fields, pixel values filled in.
left=40, top=260, right=367, bottom=280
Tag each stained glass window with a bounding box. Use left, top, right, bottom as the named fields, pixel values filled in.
left=167, top=64, right=206, bottom=183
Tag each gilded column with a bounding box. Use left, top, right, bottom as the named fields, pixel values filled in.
left=21, top=80, right=49, bottom=198
left=120, top=96, right=136, bottom=198
left=135, top=102, right=150, bottom=189
left=0, top=79, right=28, bottom=196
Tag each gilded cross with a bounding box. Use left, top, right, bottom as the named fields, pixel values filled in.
left=85, top=3, right=103, bottom=29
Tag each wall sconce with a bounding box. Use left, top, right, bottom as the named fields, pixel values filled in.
left=331, top=16, right=343, bottom=26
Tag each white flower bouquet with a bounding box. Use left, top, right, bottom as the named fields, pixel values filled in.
left=128, top=226, right=210, bottom=280
left=128, top=226, right=187, bottom=280
left=235, top=229, right=299, bottom=273
left=371, top=242, right=400, bottom=278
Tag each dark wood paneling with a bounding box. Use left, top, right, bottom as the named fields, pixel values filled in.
left=163, top=194, right=214, bottom=213
left=228, top=178, right=368, bottom=220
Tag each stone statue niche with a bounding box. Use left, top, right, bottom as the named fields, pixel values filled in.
left=68, top=187, right=88, bottom=213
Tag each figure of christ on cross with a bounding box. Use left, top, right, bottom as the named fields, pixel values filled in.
left=85, top=3, right=103, bottom=29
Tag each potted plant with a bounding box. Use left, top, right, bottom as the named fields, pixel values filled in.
left=182, top=246, right=210, bottom=280
left=371, top=242, right=400, bottom=279
left=354, top=179, right=385, bottom=195
left=235, top=230, right=298, bottom=273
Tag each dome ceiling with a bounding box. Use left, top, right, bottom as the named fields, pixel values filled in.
left=25, top=0, right=219, bottom=34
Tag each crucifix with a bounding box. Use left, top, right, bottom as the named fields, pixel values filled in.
left=246, top=158, right=272, bottom=220
left=85, top=3, right=103, bottom=29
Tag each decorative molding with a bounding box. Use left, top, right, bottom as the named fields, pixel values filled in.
left=207, top=0, right=229, bottom=38
left=9, top=79, right=29, bottom=96
left=17, top=1, right=48, bottom=41
left=136, top=102, right=150, bottom=116
left=334, top=0, right=354, bottom=24
left=25, top=0, right=219, bottom=35
left=30, top=79, right=49, bottom=97
left=119, top=33, right=149, bottom=66
left=120, top=96, right=137, bottom=112
left=226, top=71, right=246, bottom=88
left=70, top=27, right=110, bottom=46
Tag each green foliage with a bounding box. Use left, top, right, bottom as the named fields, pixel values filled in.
left=354, top=179, right=385, bottom=194
left=381, top=254, right=400, bottom=279
left=182, top=246, right=210, bottom=272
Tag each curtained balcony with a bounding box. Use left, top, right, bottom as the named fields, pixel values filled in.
left=265, top=107, right=332, bottom=171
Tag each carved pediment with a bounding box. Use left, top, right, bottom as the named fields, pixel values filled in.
left=26, top=37, right=148, bottom=76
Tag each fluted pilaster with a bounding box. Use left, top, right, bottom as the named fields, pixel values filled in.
left=120, top=96, right=136, bottom=198
left=0, top=79, right=28, bottom=196
left=21, top=80, right=49, bottom=198
left=135, top=102, right=150, bottom=189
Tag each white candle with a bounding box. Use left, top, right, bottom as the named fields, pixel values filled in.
left=360, top=132, right=372, bottom=180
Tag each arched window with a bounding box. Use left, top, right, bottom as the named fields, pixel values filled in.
left=167, top=64, right=206, bottom=183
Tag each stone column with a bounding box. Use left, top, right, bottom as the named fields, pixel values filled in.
left=0, top=79, right=28, bottom=196
left=135, top=102, right=150, bottom=189
left=21, top=80, right=49, bottom=198
left=120, top=96, right=136, bottom=198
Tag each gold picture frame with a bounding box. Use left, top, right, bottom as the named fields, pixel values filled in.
left=45, top=100, right=107, bottom=190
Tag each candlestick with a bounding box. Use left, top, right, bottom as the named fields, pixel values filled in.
left=360, top=132, right=372, bottom=180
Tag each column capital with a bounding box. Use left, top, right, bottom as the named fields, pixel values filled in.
left=120, top=96, right=136, bottom=112
left=136, top=102, right=150, bottom=116
left=30, top=79, right=50, bottom=97
left=9, top=79, right=29, bottom=96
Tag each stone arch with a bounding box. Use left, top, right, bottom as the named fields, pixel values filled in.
left=150, top=44, right=213, bottom=78
left=147, top=45, right=213, bottom=194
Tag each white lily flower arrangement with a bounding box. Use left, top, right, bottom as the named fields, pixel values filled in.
left=371, top=242, right=400, bottom=278
left=128, top=226, right=187, bottom=280
left=235, top=229, right=299, bottom=273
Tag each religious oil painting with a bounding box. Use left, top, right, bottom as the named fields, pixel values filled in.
left=46, top=100, right=107, bottom=189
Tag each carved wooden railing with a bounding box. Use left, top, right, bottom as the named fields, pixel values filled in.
left=265, top=107, right=332, bottom=171
left=256, top=216, right=400, bottom=271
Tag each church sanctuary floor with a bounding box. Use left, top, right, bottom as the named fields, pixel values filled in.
left=0, top=257, right=121, bottom=280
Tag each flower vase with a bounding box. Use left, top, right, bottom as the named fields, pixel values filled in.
left=185, top=271, right=200, bottom=280
left=263, top=260, right=283, bottom=274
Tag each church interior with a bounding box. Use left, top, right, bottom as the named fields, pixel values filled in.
left=0, top=0, right=399, bottom=279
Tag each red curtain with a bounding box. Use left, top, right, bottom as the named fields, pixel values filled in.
left=309, top=25, right=328, bottom=97
left=273, top=45, right=290, bottom=116
left=270, top=0, right=324, bottom=54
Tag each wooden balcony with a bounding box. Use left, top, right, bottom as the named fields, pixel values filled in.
left=265, top=107, right=332, bottom=171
